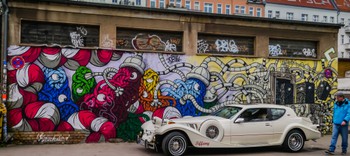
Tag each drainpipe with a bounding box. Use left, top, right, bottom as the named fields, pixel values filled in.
left=1, top=0, right=8, bottom=143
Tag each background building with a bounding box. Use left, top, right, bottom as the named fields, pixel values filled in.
left=334, top=0, right=350, bottom=59
left=72, top=0, right=147, bottom=6
left=265, top=0, right=337, bottom=22
left=147, top=0, right=265, bottom=17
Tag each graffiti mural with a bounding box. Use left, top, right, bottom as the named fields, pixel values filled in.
left=6, top=45, right=337, bottom=142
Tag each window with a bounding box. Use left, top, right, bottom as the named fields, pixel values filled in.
left=256, top=8, right=261, bottom=17
left=270, top=109, right=286, bottom=120
left=268, top=10, right=272, bottom=18
left=341, top=18, right=345, bottom=24
left=176, top=0, right=181, bottom=8
left=212, top=106, right=242, bottom=119
left=217, top=4, right=222, bottom=14
left=313, top=15, right=319, bottom=22
left=21, top=20, right=100, bottom=47
left=240, top=6, right=245, bottom=14
left=301, top=14, right=308, bottom=21
left=269, top=39, right=318, bottom=58
left=169, top=0, right=175, bottom=6
left=235, top=5, right=240, bottom=14
left=275, top=11, right=280, bottom=18
left=150, top=0, right=156, bottom=8
left=117, top=28, right=183, bottom=52
left=112, top=0, right=117, bottom=3
left=249, top=7, right=254, bottom=16
left=330, top=16, right=334, bottom=23
left=197, top=34, right=254, bottom=55
left=323, top=16, right=327, bottom=23
left=226, top=5, right=231, bottom=14
left=185, top=0, right=190, bottom=9
left=342, top=35, right=344, bottom=44
left=194, top=1, right=199, bottom=10
left=136, top=0, right=141, bottom=5
left=160, top=0, right=165, bottom=8
left=204, top=3, right=213, bottom=13
left=286, top=12, right=294, bottom=20
left=238, top=108, right=269, bottom=122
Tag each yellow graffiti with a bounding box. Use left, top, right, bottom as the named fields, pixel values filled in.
left=139, top=69, right=176, bottom=112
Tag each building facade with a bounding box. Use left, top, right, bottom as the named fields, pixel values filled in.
left=1, top=0, right=339, bottom=143
left=334, top=0, right=350, bottom=59
left=147, top=0, right=265, bottom=17
left=335, top=0, right=350, bottom=97
left=265, top=0, right=337, bottom=22
left=71, top=0, right=147, bottom=7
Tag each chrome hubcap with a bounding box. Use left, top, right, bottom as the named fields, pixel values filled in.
left=168, top=136, right=186, bottom=156
left=288, top=133, right=303, bottom=151
left=206, top=126, right=219, bottom=139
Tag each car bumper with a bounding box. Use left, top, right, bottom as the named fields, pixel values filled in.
left=136, top=133, right=156, bottom=150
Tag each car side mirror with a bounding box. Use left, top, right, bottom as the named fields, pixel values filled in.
left=235, top=118, right=245, bottom=123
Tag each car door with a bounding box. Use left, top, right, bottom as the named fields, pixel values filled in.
left=230, top=108, right=274, bottom=146
left=268, top=108, right=288, bottom=143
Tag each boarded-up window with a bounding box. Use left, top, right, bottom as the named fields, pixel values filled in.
left=116, top=28, right=183, bottom=52
left=276, top=78, right=294, bottom=105
left=197, top=34, right=254, bottom=55
left=269, top=39, right=317, bottom=58
left=21, top=20, right=99, bottom=47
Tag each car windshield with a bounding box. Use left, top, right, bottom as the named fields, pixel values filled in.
left=211, top=106, right=242, bottom=119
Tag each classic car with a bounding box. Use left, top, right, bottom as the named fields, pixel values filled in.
left=137, top=104, right=321, bottom=156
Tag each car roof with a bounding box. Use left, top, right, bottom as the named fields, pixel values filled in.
left=227, top=104, right=291, bottom=109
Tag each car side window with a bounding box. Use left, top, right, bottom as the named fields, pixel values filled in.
left=268, top=108, right=286, bottom=120
left=238, top=108, right=269, bottom=122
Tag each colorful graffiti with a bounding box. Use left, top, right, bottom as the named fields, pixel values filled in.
left=6, top=45, right=337, bottom=142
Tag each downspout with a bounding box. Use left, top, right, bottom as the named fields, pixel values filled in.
left=1, top=0, right=8, bottom=143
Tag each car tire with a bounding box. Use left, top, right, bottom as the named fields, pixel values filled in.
left=282, top=130, right=305, bottom=152
left=162, top=132, right=188, bottom=156
left=199, top=120, right=224, bottom=142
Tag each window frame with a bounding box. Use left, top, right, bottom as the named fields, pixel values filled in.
left=150, top=0, right=156, bottom=8
left=275, top=11, right=280, bottom=18
left=217, top=3, right=222, bottom=14
left=185, top=0, right=191, bottom=9
left=235, top=5, right=240, bottom=14
left=240, top=6, right=246, bottom=14
left=237, top=108, right=270, bottom=122
left=204, top=3, right=213, bottom=13
left=194, top=1, right=200, bottom=10
left=286, top=12, right=294, bottom=20
left=159, top=0, right=165, bottom=8
left=313, top=15, right=319, bottom=22
left=256, top=8, right=261, bottom=17
left=226, top=5, right=231, bottom=14
left=176, top=0, right=182, bottom=8
left=249, top=7, right=254, bottom=16
left=268, top=10, right=273, bottom=18
left=301, top=14, right=308, bottom=21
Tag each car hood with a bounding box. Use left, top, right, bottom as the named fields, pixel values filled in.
left=171, top=116, right=226, bottom=124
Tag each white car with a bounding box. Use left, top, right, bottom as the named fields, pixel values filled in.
left=137, top=104, right=321, bottom=156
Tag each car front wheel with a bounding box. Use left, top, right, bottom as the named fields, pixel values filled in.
left=162, top=132, right=188, bottom=156
left=283, top=130, right=305, bottom=152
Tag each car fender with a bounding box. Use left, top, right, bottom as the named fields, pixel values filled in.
left=155, top=124, right=231, bottom=148
left=278, top=123, right=321, bottom=143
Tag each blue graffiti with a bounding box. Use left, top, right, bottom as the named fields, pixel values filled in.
left=162, top=78, right=206, bottom=116
left=38, top=67, right=79, bottom=121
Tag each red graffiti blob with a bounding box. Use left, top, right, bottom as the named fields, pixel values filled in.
left=80, top=67, right=143, bottom=128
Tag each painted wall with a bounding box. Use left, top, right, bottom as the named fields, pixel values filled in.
left=6, top=45, right=337, bottom=143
